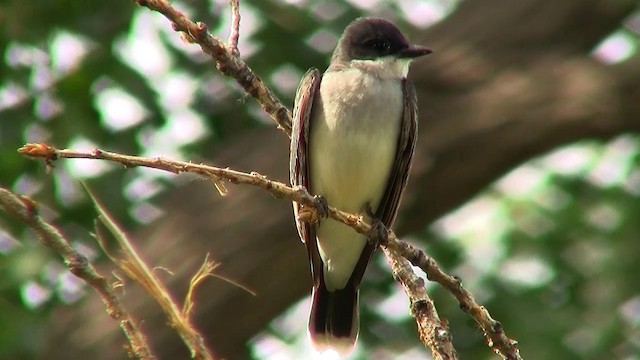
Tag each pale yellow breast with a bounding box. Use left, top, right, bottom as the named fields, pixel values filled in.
left=310, top=68, right=403, bottom=213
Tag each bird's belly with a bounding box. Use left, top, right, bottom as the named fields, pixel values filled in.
left=310, top=71, right=403, bottom=213
left=309, top=72, right=403, bottom=290
left=314, top=131, right=396, bottom=213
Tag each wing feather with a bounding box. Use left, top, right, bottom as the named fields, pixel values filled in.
left=290, top=68, right=323, bottom=283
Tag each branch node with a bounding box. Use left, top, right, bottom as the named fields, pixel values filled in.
left=452, top=275, right=462, bottom=288
left=410, top=299, right=429, bottom=316
left=19, top=195, right=38, bottom=216
left=436, top=327, right=451, bottom=341
left=195, top=22, right=208, bottom=37
left=491, top=320, right=503, bottom=334
left=459, top=302, right=470, bottom=313
left=67, top=253, right=89, bottom=275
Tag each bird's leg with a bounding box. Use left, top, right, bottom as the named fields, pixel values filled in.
left=364, top=203, right=389, bottom=248
left=368, top=218, right=389, bottom=248
left=313, top=194, right=329, bottom=219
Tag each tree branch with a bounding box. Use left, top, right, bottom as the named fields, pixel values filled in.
left=382, top=247, right=458, bottom=360
left=132, top=0, right=292, bottom=134
left=227, top=0, right=240, bottom=57
left=87, top=186, right=216, bottom=360
left=0, top=187, right=155, bottom=360
left=383, top=238, right=521, bottom=359
left=19, top=142, right=523, bottom=358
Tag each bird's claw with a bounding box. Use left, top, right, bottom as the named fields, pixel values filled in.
left=313, top=195, right=329, bottom=219
left=368, top=218, right=389, bottom=248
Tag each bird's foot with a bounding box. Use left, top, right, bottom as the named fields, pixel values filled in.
left=368, top=218, right=389, bottom=248
left=313, top=195, right=329, bottom=219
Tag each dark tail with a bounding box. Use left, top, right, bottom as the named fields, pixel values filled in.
left=308, top=284, right=359, bottom=355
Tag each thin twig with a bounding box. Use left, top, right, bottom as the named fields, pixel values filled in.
left=183, top=254, right=220, bottom=319
left=86, top=185, right=216, bottom=360
left=382, top=247, right=457, bottom=359
left=384, top=239, right=522, bottom=360
left=131, top=0, right=292, bottom=134
left=228, top=0, right=240, bottom=56
left=19, top=143, right=522, bottom=358
left=0, top=187, right=155, bottom=360
left=18, top=143, right=369, bottom=237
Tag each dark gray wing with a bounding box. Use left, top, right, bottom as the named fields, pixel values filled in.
left=290, top=67, right=323, bottom=285
left=375, top=78, right=418, bottom=227
left=290, top=68, right=321, bottom=234
left=348, top=78, right=419, bottom=286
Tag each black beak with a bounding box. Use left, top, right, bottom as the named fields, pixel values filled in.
left=398, top=45, right=432, bottom=58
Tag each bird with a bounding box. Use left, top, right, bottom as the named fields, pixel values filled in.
left=290, top=17, right=431, bottom=355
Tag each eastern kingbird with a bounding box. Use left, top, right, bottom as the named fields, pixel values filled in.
left=290, top=17, right=431, bottom=354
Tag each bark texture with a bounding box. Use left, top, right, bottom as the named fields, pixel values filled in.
left=44, top=0, right=640, bottom=359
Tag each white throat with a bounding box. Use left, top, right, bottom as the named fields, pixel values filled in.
left=349, top=57, right=411, bottom=79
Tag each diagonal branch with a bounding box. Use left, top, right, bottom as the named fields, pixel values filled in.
left=383, top=238, right=521, bottom=359
left=132, top=0, right=292, bottom=134
left=382, top=247, right=457, bottom=360
left=0, top=187, right=155, bottom=360
left=88, top=186, right=216, bottom=360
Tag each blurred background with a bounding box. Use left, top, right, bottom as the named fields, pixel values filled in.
left=1, top=0, right=640, bottom=359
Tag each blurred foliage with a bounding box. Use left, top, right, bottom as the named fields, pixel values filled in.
left=1, top=0, right=639, bottom=359
left=439, top=140, right=640, bottom=359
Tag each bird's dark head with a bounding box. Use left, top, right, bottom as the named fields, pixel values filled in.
left=332, top=17, right=432, bottom=65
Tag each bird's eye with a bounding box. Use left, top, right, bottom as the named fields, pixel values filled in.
left=364, top=39, right=391, bottom=53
